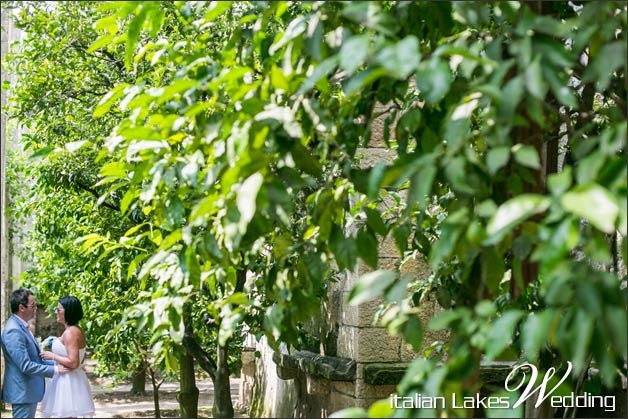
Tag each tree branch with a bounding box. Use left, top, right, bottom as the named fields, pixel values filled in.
left=181, top=331, right=217, bottom=381
left=73, top=178, right=121, bottom=212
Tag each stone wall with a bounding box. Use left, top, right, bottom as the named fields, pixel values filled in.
left=244, top=103, right=446, bottom=416
left=1, top=11, right=23, bottom=403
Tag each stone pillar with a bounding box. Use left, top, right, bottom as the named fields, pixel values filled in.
left=1, top=7, right=28, bottom=322
left=330, top=102, right=444, bottom=410
left=238, top=333, right=257, bottom=411
left=1, top=11, right=30, bottom=408
left=1, top=9, right=15, bottom=406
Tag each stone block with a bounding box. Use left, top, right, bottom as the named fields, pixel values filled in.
left=276, top=365, right=298, bottom=380
left=337, top=326, right=401, bottom=362
left=330, top=390, right=357, bottom=412
left=341, top=293, right=385, bottom=327
left=337, top=325, right=358, bottom=360
left=399, top=340, right=418, bottom=363
left=355, top=381, right=397, bottom=399
left=363, top=363, right=408, bottom=385
left=332, top=378, right=397, bottom=399
left=355, top=147, right=397, bottom=169
left=306, top=375, right=331, bottom=395
left=400, top=255, right=430, bottom=277
left=399, top=299, right=449, bottom=361
left=330, top=390, right=383, bottom=412
left=367, top=102, right=400, bottom=148
left=332, top=381, right=355, bottom=397
left=342, top=258, right=398, bottom=292
left=241, top=349, right=256, bottom=365
left=378, top=234, right=402, bottom=258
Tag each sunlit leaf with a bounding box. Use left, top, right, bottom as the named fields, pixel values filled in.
left=561, top=184, right=619, bottom=233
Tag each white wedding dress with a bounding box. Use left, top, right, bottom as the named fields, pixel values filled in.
left=41, top=338, right=95, bottom=418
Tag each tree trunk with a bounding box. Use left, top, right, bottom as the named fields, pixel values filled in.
left=179, top=351, right=199, bottom=419
left=130, top=365, right=146, bottom=395
left=212, top=342, right=234, bottom=418
left=148, top=367, right=162, bottom=419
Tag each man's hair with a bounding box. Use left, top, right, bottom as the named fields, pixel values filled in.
left=10, top=288, right=33, bottom=314
left=59, top=296, right=84, bottom=326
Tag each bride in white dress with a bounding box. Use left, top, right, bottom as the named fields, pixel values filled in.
left=40, top=296, right=95, bottom=418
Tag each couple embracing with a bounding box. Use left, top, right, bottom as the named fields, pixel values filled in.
left=1, top=289, right=95, bottom=418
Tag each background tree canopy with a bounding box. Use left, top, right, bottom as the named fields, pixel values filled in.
left=4, top=1, right=626, bottom=418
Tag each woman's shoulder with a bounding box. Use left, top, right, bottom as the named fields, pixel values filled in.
left=63, top=325, right=85, bottom=340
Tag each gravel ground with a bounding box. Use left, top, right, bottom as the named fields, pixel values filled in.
left=1, top=356, right=247, bottom=418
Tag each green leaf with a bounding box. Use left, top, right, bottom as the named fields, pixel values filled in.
left=584, top=41, right=627, bottom=91
left=524, top=56, right=547, bottom=99
left=339, top=35, right=369, bottom=75
left=416, top=57, right=452, bottom=104
left=572, top=310, right=594, bottom=374
left=204, top=1, right=232, bottom=22
left=499, top=76, right=524, bottom=120
left=297, top=56, right=339, bottom=95
left=376, top=36, right=420, bottom=79
left=347, top=270, right=397, bottom=305
left=430, top=222, right=463, bottom=269
left=29, top=146, right=55, bottom=159
left=429, top=309, right=463, bottom=331
left=543, top=66, right=578, bottom=109
left=341, top=2, right=396, bottom=36
left=124, top=222, right=148, bottom=237
left=125, top=4, right=147, bottom=71
left=486, top=146, right=510, bottom=175
left=575, top=153, right=604, bottom=185
left=392, top=222, right=411, bottom=255
left=357, top=228, right=378, bottom=269
left=88, top=33, right=118, bottom=53
left=329, top=226, right=357, bottom=272
left=605, top=306, right=628, bottom=358
left=487, top=194, right=551, bottom=238
left=407, top=164, right=436, bottom=212
left=561, top=184, right=619, bottom=233
left=184, top=245, right=201, bottom=289
left=521, top=310, right=555, bottom=362
left=512, top=144, right=541, bottom=169
left=368, top=399, right=395, bottom=418
left=166, top=196, right=183, bottom=227
left=364, top=207, right=388, bottom=236
left=344, top=67, right=388, bottom=96
left=255, top=105, right=303, bottom=138
left=237, top=173, right=264, bottom=225
left=367, top=160, right=387, bottom=199
left=120, top=188, right=140, bottom=215
left=547, top=167, right=572, bottom=196
left=485, top=311, right=523, bottom=360
left=444, top=156, right=473, bottom=194
left=403, top=315, right=423, bottom=352
left=269, top=15, right=307, bottom=55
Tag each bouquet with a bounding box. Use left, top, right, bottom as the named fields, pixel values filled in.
left=41, top=336, right=57, bottom=351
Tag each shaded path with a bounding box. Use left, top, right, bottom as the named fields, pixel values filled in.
left=8, top=355, right=248, bottom=418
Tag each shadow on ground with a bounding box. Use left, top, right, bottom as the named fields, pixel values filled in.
left=1, top=354, right=248, bottom=418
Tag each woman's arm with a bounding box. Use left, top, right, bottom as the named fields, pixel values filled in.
left=40, top=327, right=83, bottom=369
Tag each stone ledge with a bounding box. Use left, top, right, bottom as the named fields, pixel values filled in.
left=273, top=350, right=357, bottom=382
left=364, top=363, right=408, bottom=385
left=479, top=361, right=518, bottom=384
left=363, top=361, right=517, bottom=385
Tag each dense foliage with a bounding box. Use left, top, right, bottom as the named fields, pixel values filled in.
left=5, top=1, right=626, bottom=418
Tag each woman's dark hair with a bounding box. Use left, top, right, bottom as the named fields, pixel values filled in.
left=59, top=296, right=84, bottom=326
left=10, top=288, right=33, bottom=313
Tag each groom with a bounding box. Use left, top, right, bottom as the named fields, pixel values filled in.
left=1, top=288, right=67, bottom=418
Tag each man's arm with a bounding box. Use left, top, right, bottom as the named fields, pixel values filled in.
left=3, top=328, right=55, bottom=378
